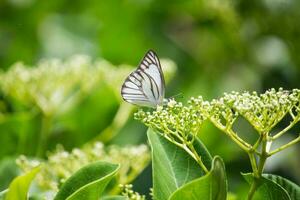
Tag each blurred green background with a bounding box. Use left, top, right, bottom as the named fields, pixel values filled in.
left=0, top=0, right=300, bottom=198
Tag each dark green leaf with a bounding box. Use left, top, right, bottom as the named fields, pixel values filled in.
left=147, top=128, right=212, bottom=200
left=54, top=161, right=119, bottom=200
left=169, top=156, right=227, bottom=200
left=263, top=174, right=300, bottom=200
left=243, top=173, right=290, bottom=200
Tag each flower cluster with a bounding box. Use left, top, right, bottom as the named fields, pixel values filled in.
left=208, top=88, right=300, bottom=134
left=0, top=55, right=102, bottom=115
left=136, top=88, right=300, bottom=157
left=120, top=184, right=145, bottom=200
left=17, top=142, right=150, bottom=193
left=135, top=98, right=208, bottom=143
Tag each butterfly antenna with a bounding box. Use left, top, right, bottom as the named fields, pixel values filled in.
left=169, top=93, right=183, bottom=99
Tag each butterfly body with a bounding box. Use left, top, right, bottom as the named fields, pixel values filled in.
left=121, top=50, right=166, bottom=108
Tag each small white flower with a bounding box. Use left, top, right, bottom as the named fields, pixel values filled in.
left=156, top=105, right=163, bottom=112
left=167, top=99, right=177, bottom=108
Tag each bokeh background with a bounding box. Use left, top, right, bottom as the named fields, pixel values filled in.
left=1, top=0, right=300, bottom=198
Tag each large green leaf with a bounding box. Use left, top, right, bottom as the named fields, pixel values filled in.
left=54, top=161, right=119, bottom=200
left=4, top=166, right=40, bottom=200
left=169, top=156, right=227, bottom=200
left=243, top=173, right=290, bottom=200
left=263, top=174, right=300, bottom=200
left=147, top=128, right=212, bottom=200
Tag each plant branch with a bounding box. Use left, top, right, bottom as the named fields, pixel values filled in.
left=247, top=177, right=260, bottom=200
left=252, top=134, right=263, bottom=150
left=156, top=128, right=209, bottom=174
left=210, top=119, right=251, bottom=152
left=269, top=134, right=300, bottom=156
left=248, top=152, right=258, bottom=176
left=247, top=134, right=269, bottom=200
left=225, top=128, right=252, bottom=151
left=186, top=142, right=209, bottom=173
left=272, top=115, right=300, bottom=140
left=36, top=114, right=52, bottom=157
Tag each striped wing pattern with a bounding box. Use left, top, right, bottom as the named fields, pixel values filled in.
left=121, top=50, right=165, bottom=108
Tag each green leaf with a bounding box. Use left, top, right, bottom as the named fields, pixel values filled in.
left=0, top=157, right=19, bottom=191
left=263, top=174, right=300, bottom=200
left=169, top=156, right=227, bottom=200
left=54, top=161, right=119, bottom=200
left=102, top=196, right=127, bottom=200
left=147, top=128, right=212, bottom=200
left=4, top=166, right=40, bottom=200
left=226, top=192, right=238, bottom=200
left=0, top=190, right=8, bottom=200
left=243, top=173, right=290, bottom=200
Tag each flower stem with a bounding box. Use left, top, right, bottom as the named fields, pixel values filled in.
left=210, top=119, right=251, bottom=151
left=36, top=114, right=52, bottom=157
left=247, top=134, right=268, bottom=200
left=269, top=134, right=300, bottom=155
left=186, top=142, right=209, bottom=173
left=272, top=115, right=300, bottom=139
left=247, top=177, right=260, bottom=200
left=248, top=152, right=258, bottom=176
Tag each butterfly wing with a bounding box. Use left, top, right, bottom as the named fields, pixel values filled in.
left=121, top=50, right=165, bottom=108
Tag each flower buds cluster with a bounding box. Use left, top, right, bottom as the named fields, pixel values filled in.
left=120, top=184, right=145, bottom=200
left=136, top=89, right=300, bottom=154
left=135, top=98, right=208, bottom=142
left=208, top=88, right=300, bottom=133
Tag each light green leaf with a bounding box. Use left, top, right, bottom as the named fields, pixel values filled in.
left=54, top=161, right=119, bottom=200
left=169, top=156, right=227, bottom=200
left=0, top=190, right=8, bottom=200
left=5, top=166, right=40, bottom=200
left=147, top=128, right=212, bottom=200
left=102, top=196, right=127, bottom=200
left=263, top=174, right=300, bottom=200
left=243, top=173, right=290, bottom=200
left=226, top=192, right=238, bottom=200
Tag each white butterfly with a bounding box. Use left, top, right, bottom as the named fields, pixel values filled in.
left=121, top=50, right=167, bottom=108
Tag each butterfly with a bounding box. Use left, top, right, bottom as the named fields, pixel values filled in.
left=121, top=50, right=167, bottom=108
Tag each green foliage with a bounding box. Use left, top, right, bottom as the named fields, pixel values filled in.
left=0, top=158, right=19, bottom=191
left=54, top=161, right=119, bottom=200
left=263, top=174, right=300, bottom=200
left=1, top=1, right=300, bottom=195
left=147, top=128, right=212, bottom=200
left=102, top=196, right=126, bottom=200
left=0, top=54, right=177, bottom=199
left=136, top=98, right=211, bottom=172
left=243, top=173, right=290, bottom=200
left=4, top=166, right=40, bottom=200
left=169, top=156, right=227, bottom=200
left=17, top=143, right=150, bottom=196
